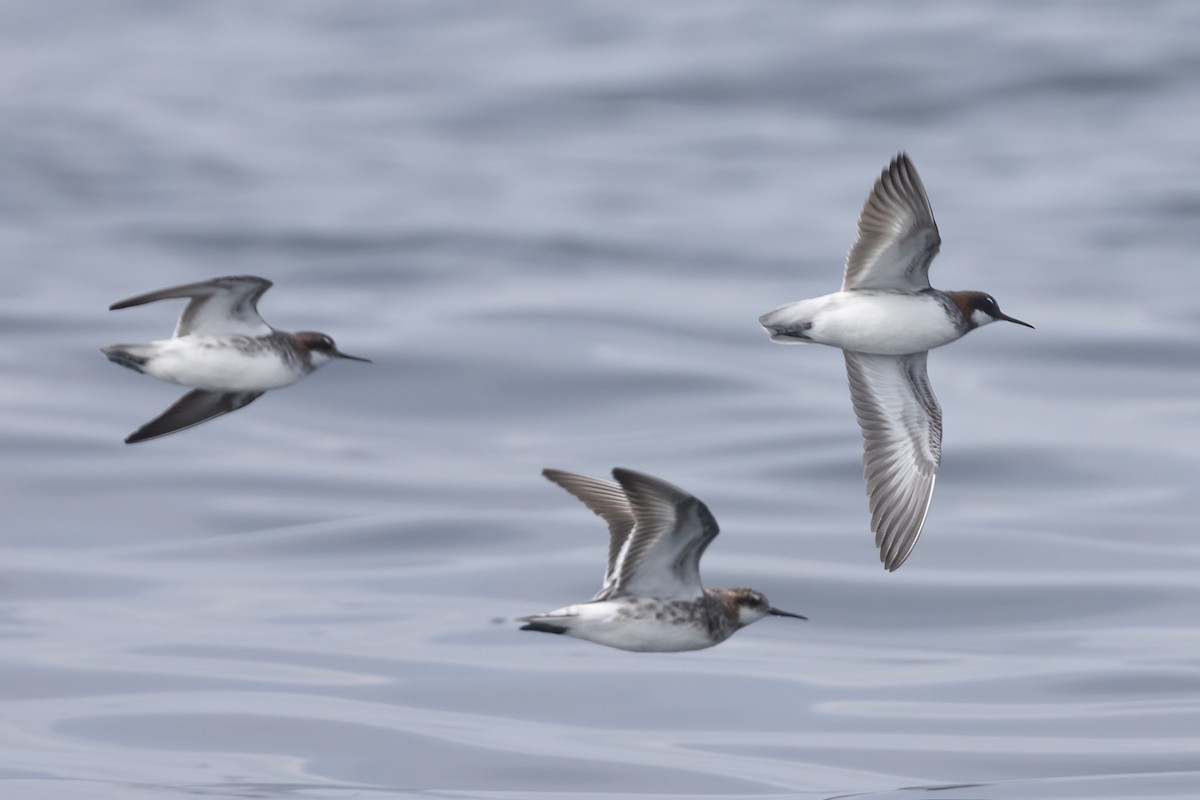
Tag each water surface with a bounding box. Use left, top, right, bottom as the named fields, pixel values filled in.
left=1, top=2, right=1199, bottom=798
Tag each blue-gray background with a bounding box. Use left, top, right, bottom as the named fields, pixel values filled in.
left=2, top=2, right=1199, bottom=798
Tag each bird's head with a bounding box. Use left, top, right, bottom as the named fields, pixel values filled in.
left=295, top=332, right=372, bottom=368
left=952, top=291, right=1034, bottom=332
left=723, top=588, right=807, bottom=629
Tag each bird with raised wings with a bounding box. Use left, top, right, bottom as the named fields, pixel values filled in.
left=103, top=275, right=369, bottom=443
left=759, top=154, right=1032, bottom=570
left=520, top=468, right=805, bottom=651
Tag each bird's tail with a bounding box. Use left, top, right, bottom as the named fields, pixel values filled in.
left=519, top=619, right=569, bottom=635
left=101, top=344, right=156, bottom=373
left=517, top=611, right=579, bottom=636
left=758, top=305, right=815, bottom=343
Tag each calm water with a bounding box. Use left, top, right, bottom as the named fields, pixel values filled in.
left=2, top=2, right=1199, bottom=798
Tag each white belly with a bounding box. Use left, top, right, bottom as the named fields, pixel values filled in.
left=542, top=600, right=724, bottom=652
left=143, top=336, right=302, bottom=392
left=765, top=291, right=963, bottom=355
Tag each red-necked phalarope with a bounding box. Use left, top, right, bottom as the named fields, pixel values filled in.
left=758, top=154, right=1033, bottom=571
left=520, top=468, right=805, bottom=652
left=102, top=275, right=369, bottom=444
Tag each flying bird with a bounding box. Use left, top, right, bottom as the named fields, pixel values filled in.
left=520, top=467, right=805, bottom=651
left=759, top=154, right=1032, bottom=570
left=103, top=275, right=369, bottom=443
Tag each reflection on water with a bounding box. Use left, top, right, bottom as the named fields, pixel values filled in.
left=1, top=1, right=1199, bottom=798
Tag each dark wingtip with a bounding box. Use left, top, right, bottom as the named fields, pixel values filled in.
left=109, top=296, right=147, bottom=311
left=124, top=423, right=172, bottom=444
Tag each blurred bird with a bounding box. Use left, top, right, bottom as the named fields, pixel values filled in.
left=759, top=154, right=1033, bottom=570
left=103, top=275, right=369, bottom=443
left=520, top=467, right=805, bottom=652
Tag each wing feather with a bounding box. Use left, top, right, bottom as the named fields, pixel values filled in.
left=607, top=468, right=719, bottom=600
left=842, top=154, right=941, bottom=291
left=543, top=468, right=721, bottom=600
left=843, top=351, right=941, bottom=570
left=124, top=390, right=263, bottom=444
left=110, top=275, right=273, bottom=338
left=542, top=469, right=635, bottom=592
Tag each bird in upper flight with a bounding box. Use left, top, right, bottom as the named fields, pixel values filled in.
left=759, top=154, right=1032, bottom=570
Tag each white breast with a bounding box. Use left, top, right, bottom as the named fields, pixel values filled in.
left=556, top=601, right=723, bottom=652
left=142, top=336, right=302, bottom=392
left=809, top=291, right=963, bottom=355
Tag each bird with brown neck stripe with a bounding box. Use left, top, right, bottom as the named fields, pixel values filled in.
left=103, top=275, right=370, bottom=443
left=520, top=468, right=805, bottom=652
left=759, top=154, right=1033, bottom=570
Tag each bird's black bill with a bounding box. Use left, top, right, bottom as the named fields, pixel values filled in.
left=768, top=607, right=808, bottom=620
left=335, top=351, right=372, bottom=363
left=999, top=313, right=1034, bottom=329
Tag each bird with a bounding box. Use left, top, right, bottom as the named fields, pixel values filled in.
left=758, top=153, right=1033, bottom=570
left=102, top=275, right=369, bottom=444
left=519, top=467, right=805, bottom=652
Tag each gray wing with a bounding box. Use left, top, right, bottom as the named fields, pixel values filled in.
left=542, top=469, right=635, bottom=595
left=109, top=275, right=273, bottom=338
left=602, top=468, right=719, bottom=601
left=843, top=351, right=942, bottom=571
left=124, top=389, right=264, bottom=444
left=842, top=154, right=941, bottom=291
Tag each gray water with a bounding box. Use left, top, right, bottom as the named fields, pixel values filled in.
left=2, top=2, right=1200, bottom=798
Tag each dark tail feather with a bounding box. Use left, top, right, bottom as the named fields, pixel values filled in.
left=519, top=620, right=568, bottom=635
left=101, top=346, right=147, bottom=373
